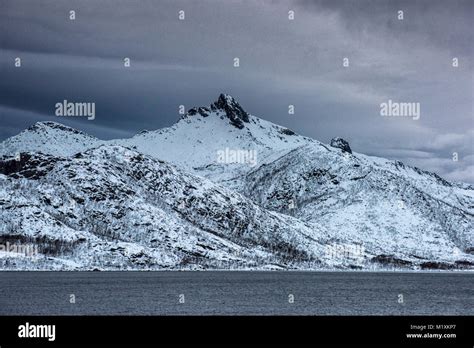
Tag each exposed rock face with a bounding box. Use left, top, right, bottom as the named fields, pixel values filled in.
left=186, top=107, right=211, bottom=117
left=279, top=128, right=296, bottom=136
left=211, top=94, right=250, bottom=129
left=184, top=94, right=250, bottom=129
left=0, top=153, right=61, bottom=180
left=330, top=137, right=352, bottom=154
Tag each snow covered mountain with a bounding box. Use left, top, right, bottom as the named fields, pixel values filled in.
left=0, top=94, right=472, bottom=270
left=0, top=121, right=101, bottom=157
left=0, top=146, right=328, bottom=270
left=117, top=93, right=314, bottom=182
left=239, top=145, right=474, bottom=267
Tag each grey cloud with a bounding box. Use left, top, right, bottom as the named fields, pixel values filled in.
left=0, top=0, right=472, bottom=182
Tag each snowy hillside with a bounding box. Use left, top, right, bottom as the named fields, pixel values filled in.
left=0, top=121, right=102, bottom=157
left=0, top=145, right=330, bottom=269
left=117, top=94, right=314, bottom=182
left=0, top=94, right=472, bottom=270
left=239, top=144, right=474, bottom=267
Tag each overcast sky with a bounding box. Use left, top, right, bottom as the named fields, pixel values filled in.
left=0, top=0, right=472, bottom=183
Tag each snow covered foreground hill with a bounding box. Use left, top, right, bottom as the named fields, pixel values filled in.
left=0, top=94, right=473, bottom=270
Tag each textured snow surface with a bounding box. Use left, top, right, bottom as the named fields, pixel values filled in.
left=0, top=95, right=472, bottom=270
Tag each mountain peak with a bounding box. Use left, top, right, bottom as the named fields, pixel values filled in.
left=212, top=94, right=250, bottom=127
left=27, top=121, right=94, bottom=138
left=185, top=94, right=250, bottom=129
left=215, top=93, right=238, bottom=108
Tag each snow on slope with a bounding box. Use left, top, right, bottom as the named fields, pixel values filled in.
left=0, top=95, right=314, bottom=182
left=0, top=94, right=472, bottom=270
left=238, top=144, right=474, bottom=267
left=0, top=145, right=330, bottom=270
left=0, top=121, right=102, bottom=157
left=116, top=94, right=314, bottom=182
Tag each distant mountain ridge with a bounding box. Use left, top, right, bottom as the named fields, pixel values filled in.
left=0, top=94, right=472, bottom=270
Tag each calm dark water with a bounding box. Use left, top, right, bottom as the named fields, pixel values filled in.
left=0, top=271, right=472, bottom=315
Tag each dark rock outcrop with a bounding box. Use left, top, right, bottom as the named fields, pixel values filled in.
left=279, top=128, right=296, bottom=136
left=212, top=94, right=250, bottom=129
left=186, top=107, right=211, bottom=117
left=0, top=153, right=61, bottom=180
left=184, top=94, right=250, bottom=129
left=330, top=137, right=352, bottom=154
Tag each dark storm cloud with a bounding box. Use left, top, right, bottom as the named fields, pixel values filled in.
left=0, top=0, right=472, bottom=182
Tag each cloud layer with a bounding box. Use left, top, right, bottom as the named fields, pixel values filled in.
left=0, top=0, right=472, bottom=182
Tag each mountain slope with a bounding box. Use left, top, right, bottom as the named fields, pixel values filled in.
left=0, top=94, right=472, bottom=270
left=0, top=95, right=313, bottom=182
left=0, top=145, right=329, bottom=270
left=117, top=94, right=314, bottom=182
left=238, top=144, right=474, bottom=268
left=0, top=121, right=102, bottom=158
